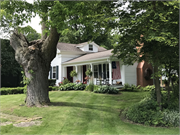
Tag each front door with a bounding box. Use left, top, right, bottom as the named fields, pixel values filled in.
left=83, top=65, right=86, bottom=82
left=67, top=66, right=73, bottom=82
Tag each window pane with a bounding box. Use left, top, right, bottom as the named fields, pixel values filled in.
left=53, top=73, right=56, bottom=78
left=53, top=67, right=56, bottom=72
left=107, top=64, right=109, bottom=71
left=94, top=65, right=98, bottom=71
left=53, top=67, right=56, bottom=78
left=94, top=72, right=98, bottom=78
left=89, top=44, right=93, bottom=51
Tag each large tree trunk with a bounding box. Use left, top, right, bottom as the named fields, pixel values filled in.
left=10, top=28, right=59, bottom=107
left=154, top=65, right=162, bottom=110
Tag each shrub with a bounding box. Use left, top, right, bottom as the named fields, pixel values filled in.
left=74, top=83, right=86, bottom=90
left=123, top=92, right=180, bottom=127
left=52, top=86, right=59, bottom=91
left=123, top=97, right=164, bottom=126
left=142, top=85, right=155, bottom=91
left=85, top=83, right=94, bottom=91
left=0, top=87, right=24, bottom=95
left=59, top=83, right=76, bottom=91
left=49, top=86, right=53, bottom=91
left=85, top=68, right=92, bottom=77
left=62, top=78, right=70, bottom=85
left=70, top=70, right=77, bottom=77
left=93, top=85, right=119, bottom=94
left=163, top=110, right=180, bottom=127
left=123, top=83, right=140, bottom=91
left=48, top=79, right=56, bottom=86
left=85, top=77, right=94, bottom=91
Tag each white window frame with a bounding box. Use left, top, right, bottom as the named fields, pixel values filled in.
left=52, top=66, right=56, bottom=79
left=89, top=44, right=93, bottom=51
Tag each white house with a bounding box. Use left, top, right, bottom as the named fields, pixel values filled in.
left=49, top=41, right=138, bottom=86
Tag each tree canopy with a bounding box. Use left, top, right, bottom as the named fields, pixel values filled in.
left=113, top=1, right=179, bottom=109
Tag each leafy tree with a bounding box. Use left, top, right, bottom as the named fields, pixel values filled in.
left=113, top=1, right=179, bottom=109
left=0, top=0, right=116, bottom=106
left=18, top=25, right=41, bottom=41
left=1, top=39, right=22, bottom=76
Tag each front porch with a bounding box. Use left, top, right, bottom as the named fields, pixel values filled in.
left=62, top=59, right=123, bottom=86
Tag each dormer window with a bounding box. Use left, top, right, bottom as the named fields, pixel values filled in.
left=89, top=44, right=93, bottom=51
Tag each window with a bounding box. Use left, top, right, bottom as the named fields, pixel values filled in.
left=89, top=44, right=93, bottom=51
left=94, top=65, right=98, bottom=78
left=53, top=66, right=56, bottom=79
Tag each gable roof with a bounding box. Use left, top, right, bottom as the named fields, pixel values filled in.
left=63, top=49, right=113, bottom=64
left=57, top=42, right=83, bottom=52
left=98, top=46, right=107, bottom=52
left=57, top=42, right=107, bottom=52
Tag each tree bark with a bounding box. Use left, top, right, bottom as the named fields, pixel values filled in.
left=10, top=28, right=60, bottom=107
left=41, top=21, right=48, bottom=40
left=154, top=65, right=162, bottom=110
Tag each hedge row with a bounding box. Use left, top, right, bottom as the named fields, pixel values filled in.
left=1, top=84, right=86, bottom=95
left=0, top=87, right=25, bottom=95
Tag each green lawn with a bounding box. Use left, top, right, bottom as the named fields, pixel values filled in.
left=0, top=91, right=179, bottom=134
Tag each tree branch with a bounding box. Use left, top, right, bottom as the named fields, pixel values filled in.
left=10, top=30, right=29, bottom=51
left=42, top=27, right=60, bottom=63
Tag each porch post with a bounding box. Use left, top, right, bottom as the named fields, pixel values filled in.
left=63, top=66, right=66, bottom=79
left=75, top=65, right=78, bottom=73
left=90, top=63, right=94, bottom=78
left=75, top=65, right=78, bottom=82
left=109, top=61, right=112, bottom=85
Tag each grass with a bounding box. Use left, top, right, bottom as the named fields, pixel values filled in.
left=0, top=91, right=179, bottom=134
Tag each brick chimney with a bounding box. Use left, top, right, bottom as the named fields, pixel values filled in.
left=136, top=35, right=153, bottom=87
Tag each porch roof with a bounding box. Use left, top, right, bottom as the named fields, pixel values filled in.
left=63, top=49, right=113, bottom=64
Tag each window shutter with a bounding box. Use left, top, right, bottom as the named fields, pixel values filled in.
left=56, top=66, right=59, bottom=79
left=50, top=66, right=52, bottom=79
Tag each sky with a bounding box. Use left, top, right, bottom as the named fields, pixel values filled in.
left=23, top=15, right=41, bottom=33
left=24, top=0, right=41, bottom=33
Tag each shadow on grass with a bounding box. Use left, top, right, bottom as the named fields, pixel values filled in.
left=48, top=102, right=118, bottom=114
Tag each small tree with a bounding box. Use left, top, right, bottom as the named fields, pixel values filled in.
left=85, top=68, right=92, bottom=77
left=70, top=70, right=77, bottom=82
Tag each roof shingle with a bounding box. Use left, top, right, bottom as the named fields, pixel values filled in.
left=63, top=49, right=113, bottom=64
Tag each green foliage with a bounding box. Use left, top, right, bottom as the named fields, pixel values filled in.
left=21, top=71, right=31, bottom=85
left=85, top=83, right=94, bottom=92
left=48, top=79, right=56, bottom=86
left=70, top=70, right=77, bottom=77
left=59, top=83, right=76, bottom=91
left=123, top=88, right=179, bottom=127
left=73, top=83, right=86, bottom=90
left=62, top=78, right=70, bottom=85
left=123, top=83, right=140, bottom=91
left=0, top=87, right=25, bottom=95
left=85, top=68, right=92, bottom=77
left=163, top=110, right=180, bottom=127
left=124, top=97, right=164, bottom=126
left=85, top=77, right=94, bottom=91
left=93, top=85, right=119, bottom=94
left=17, top=25, right=41, bottom=41
left=161, top=86, right=179, bottom=111
left=142, top=85, right=155, bottom=92
left=1, top=39, right=22, bottom=76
